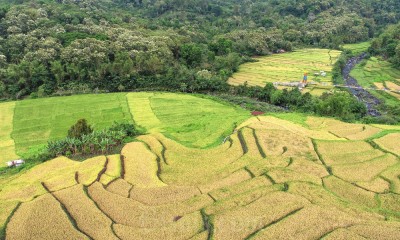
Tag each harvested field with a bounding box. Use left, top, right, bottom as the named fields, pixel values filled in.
left=323, top=228, right=367, bottom=240
left=348, top=222, right=400, bottom=239
left=0, top=101, right=19, bottom=163
left=380, top=163, right=400, bottom=194
left=198, top=169, right=252, bottom=193
left=6, top=194, right=88, bottom=240
left=374, top=133, right=400, bottom=156
left=356, top=178, right=391, bottom=193
left=268, top=168, right=322, bottom=185
left=379, top=193, right=400, bottom=212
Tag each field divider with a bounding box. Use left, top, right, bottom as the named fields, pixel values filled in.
left=41, top=182, right=93, bottom=239
left=317, top=224, right=355, bottom=239
left=244, top=167, right=256, bottom=178
left=75, top=172, right=79, bottom=184
left=311, top=139, right=332, bottom=175
left=2, top=202, right=22, bottom=239
left=157, top=139, right=169, bottom=165
left=82, top=186, right=117, bottom=225
left=200, top=209, right=214, bottom=240
left=249, top=128, right=266, bottom=158
left=120, top=155, right=126, bottom=179
left=237, top=129, right=248, bottom=155
left=141, top=141, right=166, bottom=185
left=111, top=223, right=122, bottom=240
left=244, top=207, right=304, bottom=239
left=95, top=156, right=109, bottom=183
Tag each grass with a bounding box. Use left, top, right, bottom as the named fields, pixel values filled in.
left=12, top=93, right=132, bottom=157
left=342, top=41, right=371, bottom=55
left=127, top=92, right=250, bottom=148
left=228, top=48, right=341, bottom=95
left=0, top=102, right=19, bottom=163
left=350, top=57, right=400, bottom=106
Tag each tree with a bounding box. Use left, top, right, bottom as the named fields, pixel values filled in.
left=68, top=119, right=93, bottom=139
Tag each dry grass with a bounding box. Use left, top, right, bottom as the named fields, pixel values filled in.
left=88, top=182, right=213, bottom=228
left=113, top=211, right=204, bottom=240
left=374, top=133, right=400, bottom=156
left=106, top=178, right=132, bottom=198
left=332, top=154, right=398, bottom=182
left=316, top=140, right=384, bottom=165
left=121, top=142, right=166, bottom=188
left=209, top=176, right=272, bottom=201
left=0, top=101, right=19, bottom=163
left=6, top=194, right=88, bottom=240
left=54, top=184, right=118, bottom=240
left=323, top=176, right=377, bottom=208
left=212, top=191, right=310, bottom=240
left=250, top=205, right=360, bottom=240
left=130, top=186, right=201, bottom=205
left=100, top=154, right=121, bottom=185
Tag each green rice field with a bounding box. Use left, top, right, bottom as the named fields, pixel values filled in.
left=228, top=48, right=341, bottom=89
left=0, top=92, right=249, bottom=163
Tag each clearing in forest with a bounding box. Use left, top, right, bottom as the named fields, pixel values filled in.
left=228, top=48, right=341, bottom=94
left=2, top=113, right=400, bottom=239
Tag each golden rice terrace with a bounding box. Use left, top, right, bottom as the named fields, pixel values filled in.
left=1, top=115, right=400, bottom=239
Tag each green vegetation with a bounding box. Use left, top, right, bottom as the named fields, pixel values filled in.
left=12, top=93, right=132, bottom=158
left=350, top=57, right=400, bottom=106
left=370, top=23, right=400, bottom=67
left=228, top=49, right=341, bottom=89
left=342, top=42, right=371, bottom=55
left=127, top=92, right=250, bottom=148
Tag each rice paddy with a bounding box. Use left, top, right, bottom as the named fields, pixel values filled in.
left=1, top=94, right=400, bottom=239
left=0, top=92, right=249, bottom=163
left=228, top=48, right=341, bottom=95
left=350, top=56, right=400, bottom=106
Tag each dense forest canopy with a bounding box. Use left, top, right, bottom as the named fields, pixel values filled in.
left=0, top=0, right=399, bottom=99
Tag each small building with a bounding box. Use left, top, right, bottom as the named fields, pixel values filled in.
left=7, top=159, right=25, bottom=167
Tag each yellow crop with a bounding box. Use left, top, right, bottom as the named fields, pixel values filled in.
left=374, top=133, right=400, bottom=156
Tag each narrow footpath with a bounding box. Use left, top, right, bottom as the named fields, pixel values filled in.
left=342, top=53, right=381, bottom=116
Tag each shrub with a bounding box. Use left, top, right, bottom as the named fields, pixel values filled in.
left=67, top=119, right=93, bottom=139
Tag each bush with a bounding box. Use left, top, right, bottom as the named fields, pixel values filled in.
left=67, top=119, right=93, bottom=139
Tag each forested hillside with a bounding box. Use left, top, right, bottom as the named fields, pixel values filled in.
left=0, top=0, right=399, bottom=99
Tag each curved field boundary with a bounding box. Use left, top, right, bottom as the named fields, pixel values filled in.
left=0, top=102, right=19, bottom=163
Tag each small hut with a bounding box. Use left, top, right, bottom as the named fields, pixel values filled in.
left=7, top=159, right=25, bottom=167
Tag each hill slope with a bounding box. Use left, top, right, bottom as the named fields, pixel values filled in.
left=2, top=114, right=400, bottom=239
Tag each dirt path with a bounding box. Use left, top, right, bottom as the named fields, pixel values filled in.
left=342, top=53, right=381, bottom=116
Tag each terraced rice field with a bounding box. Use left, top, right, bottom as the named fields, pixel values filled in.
left=127, top=92, right=250, bottom=148
left=2, top=114, right=400, bottom=239
left=350, top=57, right=400, bottom=106
left=0, top=92, right=248, bottom=163
left=228, top=48, right=341, bottom=95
